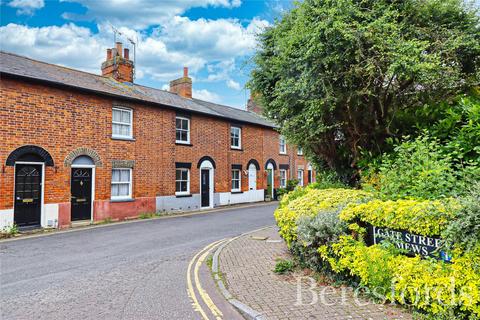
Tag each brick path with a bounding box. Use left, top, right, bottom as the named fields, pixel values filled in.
left=219, top=226, right=412, bottom=320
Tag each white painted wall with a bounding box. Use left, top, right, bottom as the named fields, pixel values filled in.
left=0, top=209, right=14, bottom=231
left=218, top=189, right=264, bottom=206
left=43, top=203, right=59, bottom=228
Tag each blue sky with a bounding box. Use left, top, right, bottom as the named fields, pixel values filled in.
left=0, top=0, right=293, bottom=108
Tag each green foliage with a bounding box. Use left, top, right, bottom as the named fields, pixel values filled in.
left=249, top=0, right=480, bottom=178
left=340, top=198, right=460, bottom=237
left=319, top=236, right=480, bottom=317
left=273, top=258, right=295, bottom=274
left=362, top=135, right=477, bottom=199
left=443, top=183, right=480, bottom=253
left=0, top=224, right=19, bottom=238
left=310, top=170, right=347, bottom=189
left=139, top=212, right=156, bottom=219
left=276, top=179, right=300, bottom=198
left=274, top=188, right=372, bottom=246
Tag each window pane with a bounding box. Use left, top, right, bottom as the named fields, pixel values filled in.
left=176, top=131, right=181, bottom=141
left=112, top=170, right=120, bottom=182
left=121, top=110, right=131, bottom=123
left=180, top=181, right=187, bottom=192
left=176, top=118, right=181, bottom=129
left=120, top=169, right=130, bottom=182
left=182, top=119, right=188, bottom=130
left=111, top=184, right=119, bottom=196
left=175, top=181, right=181, bottom=192
left=181, top=131, right=187, bottom=141
left=176, top=169, right=181, bottom=180
left=181, top=170, right=188, bottom=180
left=118, top=184, right=129, bottom=196
left=113, top=109, right=121, bottom=122
left=112, top=124, right=119, bottom=135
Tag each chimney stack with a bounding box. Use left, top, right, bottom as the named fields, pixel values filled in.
left=169, top=67, right=192, bottom=99
left=247, top=92, right=263, bottom=114
left=101, top=42, right=134, bottom=83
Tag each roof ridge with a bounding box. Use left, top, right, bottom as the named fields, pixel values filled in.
left=192, top=97, right=267, bottom=118
left=0, top=50, right=106, bottom=79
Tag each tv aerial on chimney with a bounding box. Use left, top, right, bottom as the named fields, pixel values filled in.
left=110, top=24, right=137, bottom=81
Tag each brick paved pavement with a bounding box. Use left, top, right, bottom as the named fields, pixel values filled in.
left=219, top=226, right=412, bottom=320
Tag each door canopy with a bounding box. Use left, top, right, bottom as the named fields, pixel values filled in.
left=6, top=145, right=54, bottom=166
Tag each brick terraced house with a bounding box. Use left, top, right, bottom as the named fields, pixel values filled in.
left=0, top=42, right=315, bottom=230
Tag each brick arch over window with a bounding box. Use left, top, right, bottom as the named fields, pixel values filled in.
left=265, top=158, right=277, bottom=170
left=197, top=156, right=216, bottom=169
left=64, top=147, right=103, bottom=167
left=247, top=159, right=260, bottom=170
left=6, top=145, right=54, bottom=166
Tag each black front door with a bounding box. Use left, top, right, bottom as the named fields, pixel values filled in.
left=71, top=168, right=92, bottom=221
left=14, top=164, right=42, bottom=227
left=308, top=170, right=312, bottom=184
left=201, top=169, right=210, bottom=207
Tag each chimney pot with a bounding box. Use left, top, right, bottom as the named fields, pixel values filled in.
left=183, top=67, right=188, bottom=77
left=106, top=48, right=112, bottom=60
left=116, top=42, right=123, bottom=58
left=124, top=48, right=129, bottom=60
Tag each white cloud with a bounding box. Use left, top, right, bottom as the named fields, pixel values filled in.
left=61, top=0, right=242, bottom=30
left=193, top=89, right=222, bottom=103
left=8, top=0, right=44, bottom=15
left=226, top=79, right=241, bottom=90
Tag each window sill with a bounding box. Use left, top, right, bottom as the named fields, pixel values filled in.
left=110, top=198, right=134, bottom=203
left=175, top=193, right=192, bottom=198
left=112, top=136, right=135, bottom=141
left=231, top=147, right=243, bottom=151
left=279, top=153, right=287, bottom=156
left=231, top=190, right=243, bottom=194
left=176, top=142, right=193, bottom=146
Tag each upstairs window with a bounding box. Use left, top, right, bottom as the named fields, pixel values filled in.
left=279, top=136, right=286, bottom=154
left=175, top=168, right=190, bottom=195
left=231, top=169, right=241, bottom=191
left=297, top=147, right=303, bottom=155
left=112, top=107, right=133, bottom=139
left=176, top=117, right=190, bottom=144
left=111, top=168, right=132, bottom=200
left=231, top=126, right=241, bottom=149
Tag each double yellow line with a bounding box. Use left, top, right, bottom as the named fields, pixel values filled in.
left=187, top=239, right=227, bottom=320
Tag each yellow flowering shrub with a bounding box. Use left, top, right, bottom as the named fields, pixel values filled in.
left=340, top=198, right=460, bottom=236
left=274, top=188, right=372, bottom=247
left=319, top=236, right=480, bottom=317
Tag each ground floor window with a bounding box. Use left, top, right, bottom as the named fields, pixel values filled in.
left=175, top=168, right=190, bottom=195
left=297, top=169, right=304, bottom=186
left=231, top=169, right=241, bottom=192
left=280, top=169, right=287, bottom=188
left=111, top=168, right=132, bottom=199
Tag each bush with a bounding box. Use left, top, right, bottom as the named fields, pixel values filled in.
left=274, top=188, right=372, bottom=247
left=293, top=208, right=348, bottom=271
left=443, top=183, right=480, bottom=253
left=319, top=236, right=480, bottom=317
left=276, top=179, right=300, bottom=198
left=363, top=135, right=459, bottom=199
left=340, top=198, right=460, bottom=237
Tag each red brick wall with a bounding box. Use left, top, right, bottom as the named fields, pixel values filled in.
left=0, top=77, right=314, bottom=225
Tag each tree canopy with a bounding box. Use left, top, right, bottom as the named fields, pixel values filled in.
left=249, top=0, right=480, bottom=181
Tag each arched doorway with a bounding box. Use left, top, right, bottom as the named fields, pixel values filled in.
left=71, top=155, right=95, bottom=221
left=197, top=156, right=215, bottom=208
left=6, top=145, right=54, bottom=227
left=265, top=159, right=277, bottom=200
left=247, top=159, right=260, bottom=191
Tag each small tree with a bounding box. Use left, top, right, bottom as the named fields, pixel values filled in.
left=249, top=0, right=480, bottom=181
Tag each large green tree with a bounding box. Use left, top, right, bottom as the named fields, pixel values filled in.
left=249, top=0, right=480, bottom=180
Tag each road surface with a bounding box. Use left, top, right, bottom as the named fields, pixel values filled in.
left=0, top=203, right=277, bottom=320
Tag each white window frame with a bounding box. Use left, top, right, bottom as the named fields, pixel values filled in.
left=231, top=169, right=241, bottom=192
left=175, top=116, right=190, bottom=144
left=297, top=169, right=304, bottom=186
left=279, top=169, right=287, bottom=188
left=175, top=168, right=190, bottom=196
left=111, top=168, right=132, bottom=200
left=112, top=107, right=133, bottom=139
left=297, top=147, right=303, bottom=155
left=230, top=126, right=242, bottom=149
left=279, top=136, right=287, bottom=154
